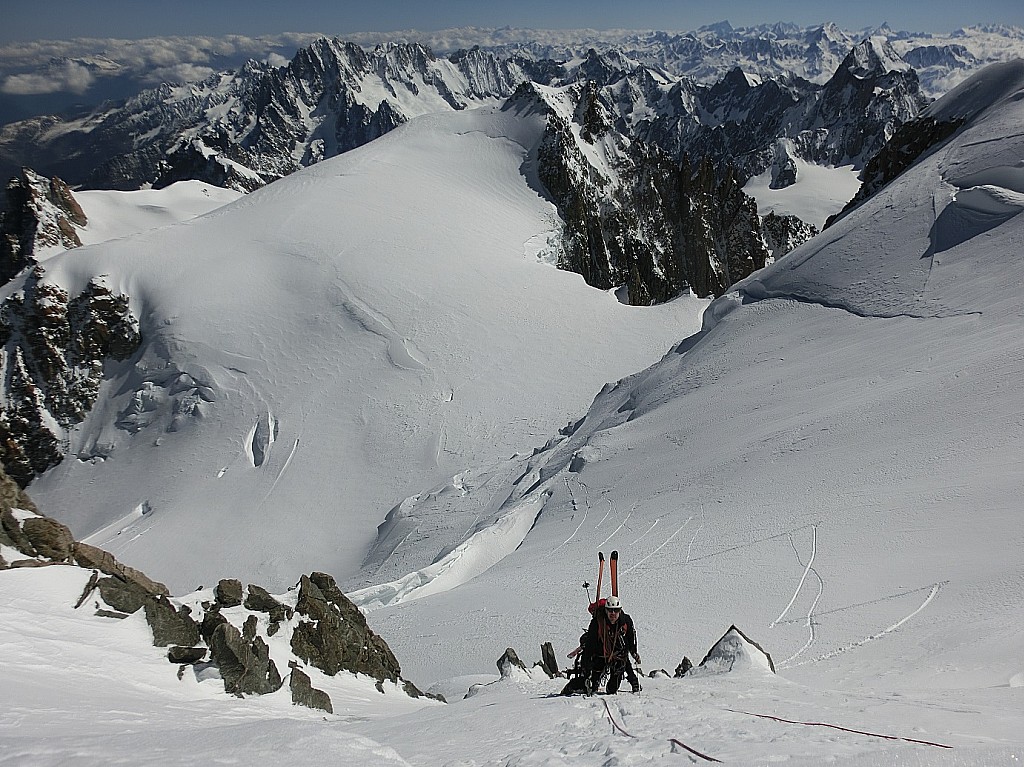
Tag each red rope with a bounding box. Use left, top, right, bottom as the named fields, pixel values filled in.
left=601, top=698, right=638, bottom=738
left=728, top=709, right=954, bottom=750
left=600, top=699, right=723, bottom=762
left=668, top=739, right=724, bottom=763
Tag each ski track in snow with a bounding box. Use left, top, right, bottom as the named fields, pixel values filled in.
left=786, top=581, right=947, bottom=668
left=271, top=438, right=301, bottom=490
left=594, top=497, right=614, bottom=530
left=598, top=500, right=637, bottom=547
left=622, top=516, right=692, bottom=576
left=683, top=502, right=707, bottom=564
left=684, top=523, right=818, bottom=565
left=775, top=526, right=826, bottom=668
left=770, top=524, right=819, bottom=628
left=629, top=518, right=659, bottom=546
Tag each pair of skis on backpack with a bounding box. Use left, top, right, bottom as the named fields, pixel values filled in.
left=589, top=549, right=617, bottom=614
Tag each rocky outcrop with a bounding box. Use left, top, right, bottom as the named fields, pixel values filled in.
left=529, top=85, right=774, bottom=301
left=144, top=595, right=201, bottom=647
left=209, top=621, right=283, bottom=696
left=0, top=169, right=86, bottom=282
left=168, top=646, right=207, bottom=664
left=244, top=584, right=292, bottom=635
left=674, top=656, right=693, bottom=677
left=0, top=268, right=141, bottom=487
left=496, top=647, right=528, bottom=678
left=20, top=514, right=75, bottom=561
left=291, top=572, right=408, bottom=688
left=73, top=541, right=170, bottom=603
left=214, top=578, right=244, bottom=608
left=688, top=625, right=775, bottom=676
left=0, top=467, right=432, bottom=708
left=289, top=662, right=333, bottom=713
left=769, top=140, right=799, bottom=189
left=539, top=642, right=560, bottom=678
left=761, top=211, right=818, bottom=259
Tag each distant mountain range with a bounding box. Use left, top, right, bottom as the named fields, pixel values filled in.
left=339, top=21, right=1024, bottom=96
left=3, top=21, right=1022, bottom=191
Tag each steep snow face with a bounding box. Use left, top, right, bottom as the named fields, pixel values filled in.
left=351, top=61, right=1024, bottom=713
left=25, top=104, right=707, bottom=593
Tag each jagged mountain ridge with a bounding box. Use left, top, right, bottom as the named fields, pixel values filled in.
left=347, top=22, right=1024, bottom=98
left=1, top=35, right=925, bottom=196
left=491, top=37, right=923, bottom=299
left=0, top=35, right=935, bottom=489
left=575, top=38, right=927, bottom=184
left=0, top=40, right=544, bottom=192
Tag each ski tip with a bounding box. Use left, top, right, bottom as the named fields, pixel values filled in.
left=599, top=551, right=605, bottom=560
left=611, top=550, right=618, bottom=559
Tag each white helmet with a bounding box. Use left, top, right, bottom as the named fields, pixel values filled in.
left=605, top=596, right=622, bottom=610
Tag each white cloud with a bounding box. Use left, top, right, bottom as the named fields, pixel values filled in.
left=141, top=63, right=217, bottom=85
left=1, top=60, right=95, bottom=95
left=0, top=33, right=326, bottom=95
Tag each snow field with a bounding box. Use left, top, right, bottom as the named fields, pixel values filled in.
left=26, top=103, right=707, bottom=592
left=743, top=159, right=862, bottom=231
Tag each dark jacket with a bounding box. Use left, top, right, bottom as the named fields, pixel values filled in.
left=584, top=606, right=637, bottom=663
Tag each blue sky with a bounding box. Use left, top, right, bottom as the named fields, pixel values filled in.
left=4, top=0, right=1024, bottom=43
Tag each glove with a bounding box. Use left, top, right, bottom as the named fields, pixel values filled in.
left=632, top=653, right=641, bottom=665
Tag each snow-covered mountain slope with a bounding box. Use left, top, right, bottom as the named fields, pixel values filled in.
left=69, top=182, right=242, bottom=249
left=3, top=59, right=1024, bottom=767
left=3, top=562, right=1021, bottom=765
left=21, top=103, right=706, bottom=593
left=348, top=59, right=1024, bottom=730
